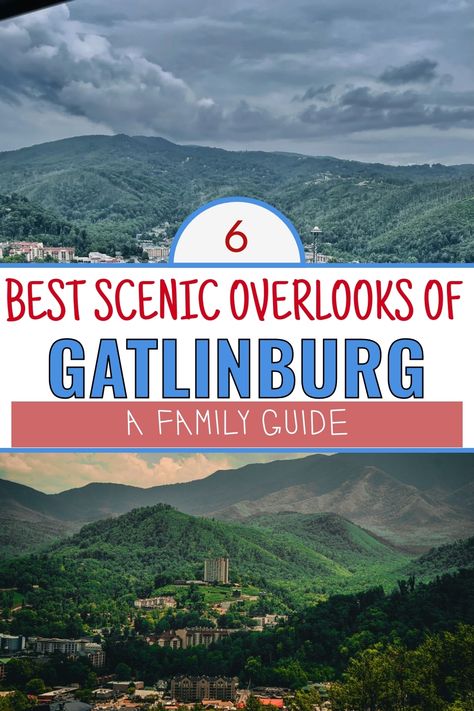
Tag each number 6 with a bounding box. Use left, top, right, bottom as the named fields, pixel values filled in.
left=225, top=220, right=248, bottom=253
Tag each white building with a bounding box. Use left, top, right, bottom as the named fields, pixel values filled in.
left=134, top=596, right=177, bottom=610
left=0, top=241, right=75, bottom=262
left=33, top=638, right=105, bottom=667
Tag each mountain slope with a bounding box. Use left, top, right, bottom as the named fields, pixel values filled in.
left=0, top=134, right=473, bottom=260
left=0, top=500, right=77, bottom=558
left=0, top=192, right=89, bottom=251
left=244, top=511, right=403, bottom=568
left=407, top=536, right=474, bottom=577
left=0, top=504, right=413, bottom=637
left=1, top=453, right=473, bottom=555
left=214, top=465, right=472, bottom=550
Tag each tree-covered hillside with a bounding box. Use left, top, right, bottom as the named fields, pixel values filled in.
left=0, top=193, right=90, bottom=254
left=103, top=569, right=474, bottom=685
left=0, top=504, right=412, bottom=637
left=407, top=536, right=474, bottom=577
left=0, top=134, right=473, bottom=261
left=1, top=503, right=474, bottom=642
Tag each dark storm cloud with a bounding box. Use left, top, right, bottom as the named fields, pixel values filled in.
left=379, top=58, right=439, bottom=85
left=298, top=97, right=474, bottom=135
left=340, top=87, right=419, bottom=110
left=0, top=0, right=472, bottom=162
left=293, top=85, right=335, bottom=102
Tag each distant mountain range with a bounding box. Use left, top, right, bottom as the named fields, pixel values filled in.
left=1, top=453, right=473, bottom=556
left=1, top=134, right=474, bottom=261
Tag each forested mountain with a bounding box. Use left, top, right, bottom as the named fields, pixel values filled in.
left=1, top=453, right=473, bottom=556
left=1, top=500, right=473, bottom=641
left=407, top=536, right=474, bottom=577
left=0, top=504, right=412, bottom=638
left=100, top=570, right=474, bottom=686
left=0, top=192, right=89, bottom=253
left=0, top=134, right=473, bottom=260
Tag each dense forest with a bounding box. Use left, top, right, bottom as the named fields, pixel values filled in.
left=1, top=571, right=473, bottom=709
left=0, top=505, right=413, bottom=637
left=95, top=569, right=474, bottom=685
left=0, top=501, right=473, bottom=709
left=0, top=134, right=473, bottom=261
left=2, top=624, right=473, bottom=709
left=0, top=505, right=473, bottom=642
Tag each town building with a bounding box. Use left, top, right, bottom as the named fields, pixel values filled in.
left=36, top=687, right=79, bottom=703
left=176, top=627, right=236, bottom=649
left=251, top=615, right=288, bottom=631
left=134, top=596, right=176, bottom=610
left=33, top=638, right=105, bottom=667
left=87, top=251, right=120, bottom=263
left=139, top=242, right=170, bottom=261
left=171, top=676, right=239, bottom=702
left=92, top=689, right=113, bottom=701
left=0, top=241, right=75, bottom=262
left=149, top=631, right=182, bottom=649
left=204, top=557, right=230, bottom=584
left=108, top=681, right=144, bottom=694
left=304, top=250, right=331, bottom=264
left=156, top=627, right=237, bottom=650
left=83, top=643, right=106, bottom=668
left=0, top=634, right=26, bottom=654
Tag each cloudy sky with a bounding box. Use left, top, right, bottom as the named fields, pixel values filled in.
left=0, top=452, right=308, bottom=493
left=0, top=0, right=472, bottom=163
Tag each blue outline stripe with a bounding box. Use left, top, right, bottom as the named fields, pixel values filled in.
left=168, top=196, right=306, bottom=264
left=0, top=262, right=472, bottom=269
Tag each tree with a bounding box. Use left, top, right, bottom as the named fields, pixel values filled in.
left=245, top=696, right=265, bottom=711
left=286, top=688, right=322, bottom=711
left=115, top=662, right=132, bottom=681
left=24, top=679, right=46, bottom=696
left=5, top=658, right=34, bottom=687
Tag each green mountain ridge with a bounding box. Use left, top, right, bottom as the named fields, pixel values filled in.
left=1, top=453, right=473, bottom=556
left=0, top=134, right=473, bottom=260
left=1, top=501, right=473, bottom=641
left=0, top=193, right=88, bottom=252
left=0, top=504, right=416, bottom=638
left=407, top=536, right=474, bottom=577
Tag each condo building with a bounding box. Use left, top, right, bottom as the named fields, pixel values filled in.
left=171, top=675, right=239, bottom=702
left=204, top=556, right=230, bottom=584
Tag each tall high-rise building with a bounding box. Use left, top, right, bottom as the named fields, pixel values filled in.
left=204, top=556, right=229, bottom=584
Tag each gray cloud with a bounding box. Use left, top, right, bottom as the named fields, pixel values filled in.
left=0, top=6, right=221, bottom=140
left=379, top=58, right=439, bottom=85
left=0, top=0, right=472, bottom=163
left=293, top=84, right=335, bottom=102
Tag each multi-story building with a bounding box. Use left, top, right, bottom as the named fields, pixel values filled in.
left=176, top=627, right=236, bottom=649
left=34, top=638, right=81, bottom=655
left=33, top=638, right=105, bottom=667
left=154, top=630, right=183, bottom=649
left=83, top=643, right=106, bottom=668
left=0, top=634, right=26, bottom=654
left=156, top=627, right=236, bottom=650
left=0, top=241, right=75, bottom=262
left=171, top=676, right=239, bottom=702
left=204, top=557, right=229, bottom=584
left=139, top=243, right=170, bottom=261
left=251, top=614, right=288, bottom=631
left=134, top=596, right=176, bottom=610
left=44, top=246, right=76, bottom=262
